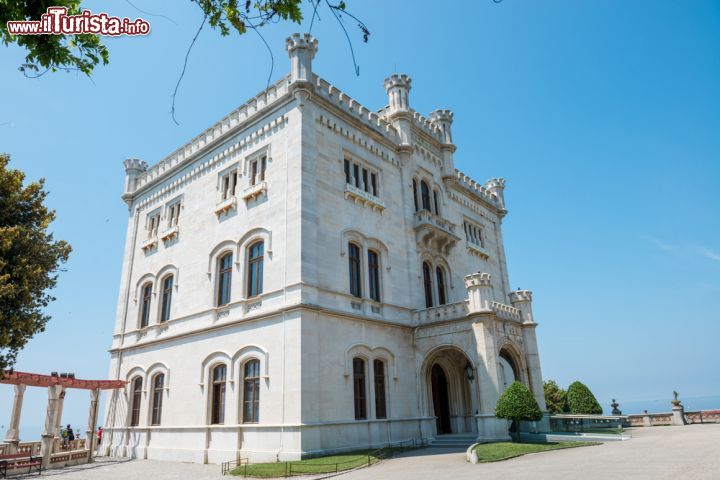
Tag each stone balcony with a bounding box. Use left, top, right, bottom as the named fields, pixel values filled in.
left=242, top=181, right=267, bottom=202
left=413, top=299, right=523, bottom=324
left=344, top=183, right=385, bottom=212
left=413, top=210, right=460, bottom=253
left=214, top=196, right=237, bottom=215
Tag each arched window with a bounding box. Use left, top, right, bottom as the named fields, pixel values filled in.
left=242, top=360, right=261, bottom=423
left=367, top=250, right=381, bottom=302
left=139, top=282, right=152, bottom=328
left=373, top=359, right=387, bottom=419
left=353, top=357, right=367, bottom=420
left=160, top=275, right=173, bottom=323
left=210, top=364, right=226, bottom=424
left=433, top=190, right=440, bottom=216
left=247, top=241, right=264, bottom=298
left=348, top=243, right=362, bottom=298
left=422, top=262, right=434, bottom=308
left=436, top=267, right=447, bottom=305
left=420, top=180, right=431, bottom=211
left=412, top=179, right=419, bottom=211
left=151, top=374, right=164, bottom=426
left=129, top=377, right=142, bottom=427
left=217, top=253, right=233, bottom=306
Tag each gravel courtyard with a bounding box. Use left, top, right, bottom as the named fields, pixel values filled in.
left=10, top=424, right=720, bottom=479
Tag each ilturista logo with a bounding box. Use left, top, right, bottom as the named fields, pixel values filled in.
left=6, top=7, right=150, bottom=36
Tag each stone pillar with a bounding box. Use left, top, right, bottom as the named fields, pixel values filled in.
left=471, top=319, right=511, bottom=441
left=485, top=178, right=506, bottom=215
left=672, top=403, right=687, bottom=426
left=383, top=74, right=413, bottom=147
left=4, top=384, right=26, bottom=453
left=465, top=272, right=494, bottom=313
left=85, top=389, right=101, bottom=460
left=40, top=385, right=62, bottom=469
left=53, top=388, right=66, bottom=437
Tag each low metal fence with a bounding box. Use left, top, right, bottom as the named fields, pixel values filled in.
left=224, top=437, right=427, bottom=477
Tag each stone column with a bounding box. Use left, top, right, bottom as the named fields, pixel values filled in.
left=672, top=403, right=687, bottom=426
left=52, top=388, right=66, bottom=437
left=3, top=384, right=26, bottom=453
left=40, top=385, right=62, bottom=469
left=85, top=389, right=101, bottom=460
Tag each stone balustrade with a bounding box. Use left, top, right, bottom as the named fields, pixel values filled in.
left=413, top=300, right=469, bottom=323
left=490, top=301, right=523, bottom=322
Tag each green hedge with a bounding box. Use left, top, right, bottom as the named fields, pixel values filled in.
left=566, top=381, right=603, bottom=415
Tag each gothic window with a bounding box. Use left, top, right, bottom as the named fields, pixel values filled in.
left=344, top=159, right=351, bottom=184
left=353, top=164, right=360, bottom=188
left=221, top=171, right=238, bottom=200
left=139, top=282, right=152, bottom=328
left=247, top=241, right=264, bottom=298
left=436, top=267, right=447, bottom=305
left=368, top=250, right=381, bottom=302
left=151, top=374, right=164, bottom=426
left=373, top=359, right=387, bottom=419
left=217, top=253, right=233, bottom=306
left=130, top=376, right=142, bottom=427
left=433, top=190, right=440, bottom=216
left=370, top=173, right=378, bottom=196
left=412, top=179, right=419, bottom=211
left=420, top=180, right=431, bottom=211
left=160, top=275, right=173, bottom=323
left=210, top=364, right=226, bottom=424
left=422, top=262, right=433, bottom=308
left=353, top=357, right=367, bottom=420
left=348, top=243, right=362, bottom=298
left=242, top=360, right=261, bottom=423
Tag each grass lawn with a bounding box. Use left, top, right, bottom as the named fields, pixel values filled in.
left=230, top=448, right=398, bottom=477
left=473, top=441, right=598, bottom=463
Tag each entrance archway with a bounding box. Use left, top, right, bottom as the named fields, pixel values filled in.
left=431, top=365, right=451, bottom=434
left=423, top=346, right=477, bottom=435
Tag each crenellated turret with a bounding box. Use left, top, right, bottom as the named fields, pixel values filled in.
left=429, top=109, right=456, bottom=172
left=485, top=177, right=506, bottom=214
left=383, top=74, right=412, bottom=147
left=123, top=158, right=148, bottom=196
left=286, top=33, right=318, bottom=105
left=465, top=272, right=494, bottom=313
left=509, top=290, right=534, bottom=324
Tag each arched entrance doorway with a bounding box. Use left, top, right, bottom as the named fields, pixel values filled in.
left=431, top=365, right=451, bottom=434
left=423, top=346, right=477, bottom=435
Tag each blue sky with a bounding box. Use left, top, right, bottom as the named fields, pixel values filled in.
left=1, top=0, right=719, bottom=436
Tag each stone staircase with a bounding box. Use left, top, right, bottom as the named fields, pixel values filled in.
left=429, top=433, right=477, bottom=448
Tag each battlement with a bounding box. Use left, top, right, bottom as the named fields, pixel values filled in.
left=314, top=75, right=400, bottom=142
left=123, top=158, right=148, bottom=173
left=285, top=32, right=319, bottom=55
left=509, top=290, right=533, bottom=304
left=453, top=170, right=500, bottom=207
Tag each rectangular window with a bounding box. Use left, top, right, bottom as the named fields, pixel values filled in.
left=147, top=212, right=160, bottom=238
left=242, top=360, right=261, bottom=423
left=217, top=253, right=233, bottom=306
left=370, top=173, right=378, bottom=196
left=353, top=164, right=360, bottom=188
left=167, top=202, right=181, bottom=228
left=368, top=250, right=381, bottom=302
left=362, top=168, right=369, bottom=192
left=250, top=156, right=267, bottom=186
left=353, top=358, right=367, bottom=420
left=130, top=378, right=142, bottom=427
left=160, top=276, right=173, bottom=322
left=221, top=171, right=238, bottom=200
left=211, top=365, right=226, bottom=425
left=464, top=221, right=484, bottom=247
left=151, top=374, right=164, bottom=426
left=344, top=159, right=351, bottom=184
left=374, top=359, right=387, bottom=419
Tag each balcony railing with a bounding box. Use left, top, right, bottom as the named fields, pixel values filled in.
left=413, top=210, right=460, bottom=253
left=242, top=181, right=267, bottom=202
left=344, top=183, right=385, bottom=212
left=490, top=301, right=522, bottom=321
left=413, top=300, right=469, bottom=323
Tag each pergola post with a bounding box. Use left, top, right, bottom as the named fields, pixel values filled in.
left=3, top=384, right=26, bottom=453
left=52, top=388, right=66, bottom=438
left=40, top=385, right=62, bottom=469
left=85, top=388, right=100, bottom=461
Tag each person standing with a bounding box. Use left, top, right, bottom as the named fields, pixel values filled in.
left=67, top=424, right=75, bottom=448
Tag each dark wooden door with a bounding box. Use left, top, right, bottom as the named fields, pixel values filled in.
left=431, top=364, right=452, bottom=434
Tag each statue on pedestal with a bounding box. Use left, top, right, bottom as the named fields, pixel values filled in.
left=611, top=398, right=622, bottom=415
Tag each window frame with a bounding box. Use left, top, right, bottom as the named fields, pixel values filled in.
left=344, top=156, right=381, bottom=197
left=129, top=376, right=143, bottom=427
left=353, top=357, right=367, bottom=420
left=242, top=359, right=261, bottom=424
left=210, top=364, right=227, bottom=425
left=146, top=211, right=161, bottom=238
left=348, top=243, right=362, bottom=298
left=150, top=373, right=164, bottom=426
left=159, top=275, right=173, bottom=323
left=420, top=180, right=431, bottom=212
left=216, top=252, right=233, bottom=306
left=247, top=241, right=264, bottom=298
left=422, top=262, right=434, bottom=308
left=220, top=169, right=238, bottom=201
left=139, top=282, right=152, bottom=328
left=436, top=267, right=447, bottom=306
left=373, top=359, right=387, bottom=420
left=367, top=249, right=381, bottom=302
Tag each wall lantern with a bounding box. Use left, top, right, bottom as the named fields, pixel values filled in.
left=464, top=362, right=475, bottom=381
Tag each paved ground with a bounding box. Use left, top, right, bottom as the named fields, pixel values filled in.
left=11, top=424, right=720, bottom=479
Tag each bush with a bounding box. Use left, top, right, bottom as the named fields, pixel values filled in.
left=543, top=380, right=568, bottom=414
left=566, top=381, right=603, bottom=415
left=495, top=382, right=542, bottom=442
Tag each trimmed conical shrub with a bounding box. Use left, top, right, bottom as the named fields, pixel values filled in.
left=566, top=381, right=603, bottom=414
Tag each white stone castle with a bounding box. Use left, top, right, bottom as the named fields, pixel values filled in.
left=103, top=33, right=548, bottom=464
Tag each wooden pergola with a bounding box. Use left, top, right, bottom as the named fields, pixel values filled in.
left=1, top=371, right=125, bottom=471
